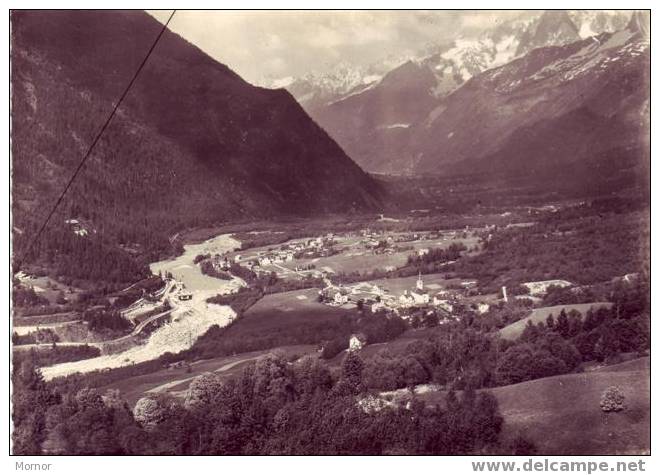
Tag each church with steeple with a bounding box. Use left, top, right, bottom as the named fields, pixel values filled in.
left=399, top=273, right=430, bottom=306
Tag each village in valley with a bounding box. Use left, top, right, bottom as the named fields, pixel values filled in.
left=197, top=224, right=581, bottom=324
left=14, top=203, right=637, bottom=367
left=11, top=194, right=650, bottom=455
left=10, top=9, right=650, bottom=457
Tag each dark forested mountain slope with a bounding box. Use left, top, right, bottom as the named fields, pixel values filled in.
left=11, top=10, right=384, bottom=284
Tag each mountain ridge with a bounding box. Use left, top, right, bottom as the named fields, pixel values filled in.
left=279, top=10, right=640, bottom=177
left=11, top=10, right=385, bottom=282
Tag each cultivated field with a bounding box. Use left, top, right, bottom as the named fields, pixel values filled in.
left=231, top=231, right=480, bottom=278
left=236, top=288, right=352, bottom=333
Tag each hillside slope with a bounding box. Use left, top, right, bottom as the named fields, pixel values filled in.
left=490, top=357, right=649, bottom=454
left=420, top=357, right=650, bottom=454
left=295, top=11, right=641, bottom=177
left=11, top=10, right=384, bottom=282
left=414, top=24, right=649, bottom=187
left=498, top=303, right=613, bottom=340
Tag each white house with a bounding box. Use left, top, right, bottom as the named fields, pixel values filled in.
left=323, top=286, right=348, bottom=305
left=410, top=274, right=430, bottom=304
left=410, top=289, right=430, bottom=305
left=433, top=296, right=453, bottom=313
left=349, top=334, right=367, bottom=351
left=259, top=256, right=272, bottom=266
left=334, top=292, right=349, bottom=305
left=477, top=303, right=490, bottom=314
left=399, top=274, right=430, bottom=306
left=522, top=279, right=572, bottom=296
left=178, top=292, right=193, bottom=301
left=399, top=290, right=415, bottom=307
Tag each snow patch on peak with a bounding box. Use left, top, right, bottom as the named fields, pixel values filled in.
left=270, top=76, right=295, bottom=89
left=379, top=123, right=411, bottom=130
left=362, top=74, right=382, bottom=84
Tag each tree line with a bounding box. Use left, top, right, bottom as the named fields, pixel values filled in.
left=13, top=350, right=524, bottom=455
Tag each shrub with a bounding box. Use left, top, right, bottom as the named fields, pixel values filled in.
left=600, top=386, right=625, bottom=412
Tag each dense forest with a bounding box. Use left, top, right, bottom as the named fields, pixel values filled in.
left=18, top=282, right=647, bottom=455
left=450, top=204, right=649, bottom=293
left=13, top=262, right=647, bottom=455
left=13, top=350, right=519, bottom=455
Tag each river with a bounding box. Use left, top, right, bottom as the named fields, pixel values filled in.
left=40, top=234, right=245, bottom=381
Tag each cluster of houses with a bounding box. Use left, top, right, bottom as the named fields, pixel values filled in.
left=320, top=279, right=385, bottom=308
left=64, top=218, right=91, bottom=237
left=359, top=229, right=443, bottom=249
left=319, top=274, right=480, bottom=322
left=228, top=235, right=338, bottom=271
left=521, top=279, right=572, bottom=296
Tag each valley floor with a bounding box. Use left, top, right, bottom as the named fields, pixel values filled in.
left=12, top=202, right=650, bottom=455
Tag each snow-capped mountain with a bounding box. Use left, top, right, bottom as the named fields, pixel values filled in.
left=275, top=11, right=632, bottom=114
left=407, top=16, right=649, bottom=184
left=514, top=10, right=581, bottom=56
left=281, top=10, right=639, bottom=176
left=569, top=10, right=633, bottom=40
left=415, top=10, right=634, bottom=97
left=260, top=61, right=389, bottom=111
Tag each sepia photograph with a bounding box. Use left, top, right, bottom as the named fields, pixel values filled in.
left=6, top=3, right=652, bottom=463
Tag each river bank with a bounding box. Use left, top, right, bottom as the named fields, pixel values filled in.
left=40, top=234, right=244, bottom=380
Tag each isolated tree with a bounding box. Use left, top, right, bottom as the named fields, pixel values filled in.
left=600, top=386, right=625, bottom=412
left=133, top=396, right=170, bottom=429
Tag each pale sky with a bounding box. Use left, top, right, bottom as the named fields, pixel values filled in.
left=148, top=10, right=526, bottom=85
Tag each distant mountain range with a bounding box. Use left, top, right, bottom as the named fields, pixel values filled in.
left=273, top=10, right=647, bottom=185
left=269, top=11, right=631, bottom=111
left=11, top=10, right=385, bottom=278
left=415, top=16, right=650, bottom=187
